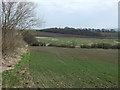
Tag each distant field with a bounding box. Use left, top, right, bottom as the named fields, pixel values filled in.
left=35, top=31, right=118, bottom=39
left=29, top=47, right=118, bottom=88
left=37, top=37, right=119, bottom=46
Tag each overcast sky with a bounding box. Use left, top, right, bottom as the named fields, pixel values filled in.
left=33, top=0, right=119, bottom=29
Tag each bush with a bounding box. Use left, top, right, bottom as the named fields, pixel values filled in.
left=102, top=43, right=112, bottom=49
left=46, top=43, right=75, bottom=48
left=46, top=43, right=57, bottom=47
left=91, top=43, right=112, bottom=49
left=56, top=43, right=75, bottom=48
left=2, top=29, right=25, bottom=55
left=81, top=45, right=91, bottom=49
left=81, top=43, right=120, bottom=49
left=112, top=44, right=120, bottom=49
left=23, top=31, right=39, bottom=46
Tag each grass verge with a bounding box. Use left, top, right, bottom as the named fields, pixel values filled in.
left=2, top=53, right=31, bottom=88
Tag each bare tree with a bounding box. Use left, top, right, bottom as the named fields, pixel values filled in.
left=2, top=1, right=42, bottom=30
left=2, top=1, right=42, bottom=55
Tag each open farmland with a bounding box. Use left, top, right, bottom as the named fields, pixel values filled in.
left=2, top=0, right=119, bottom=89
left=37, top=37, right=119, bottom=46
left=29, top=47, right=118, bottom=88
left=2, top=46, right=118, bottom=88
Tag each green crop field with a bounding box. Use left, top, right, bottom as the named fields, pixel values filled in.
left=37, top=37, right=119, bottom=46
left=2, top=47, right=118, bottom=88
left=29, top=47, right=118, bottom=88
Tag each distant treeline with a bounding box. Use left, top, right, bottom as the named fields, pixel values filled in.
left=38, top=27, right=117, bottom=37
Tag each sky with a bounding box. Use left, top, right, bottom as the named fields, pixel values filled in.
left=32, top=0, right=119, bottom=29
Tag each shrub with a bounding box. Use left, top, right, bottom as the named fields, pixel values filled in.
left=91, top=43, right=112, bottom=49
left=91, top=43, right=99, bottom=48
left=112, top=44, right=120, bottom=49
left=56, top=43, right=75, bottom=48
left=2, top=29, right=25, bottom=55
left=47, top=43, right=75, bottom=48
left=81, top=43, right=119, bottom=49
left=101, top=43, right=112, bottom=49
left=47, top=43, right=57, bottom=47
left=81, top=45, right=91, bottom=49
left=23, top=31, right=39, bottom=46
